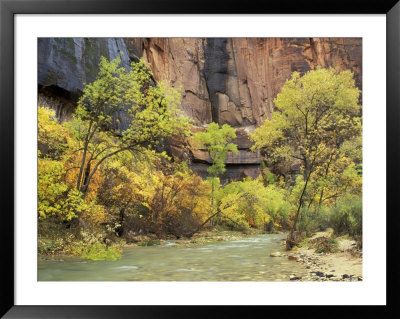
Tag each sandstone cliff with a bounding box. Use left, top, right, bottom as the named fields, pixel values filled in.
left=128, top=38, right=361, bottom=127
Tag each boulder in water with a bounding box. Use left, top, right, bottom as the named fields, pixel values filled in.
left=289, top=275, right=301, bottom=280
left=270, top=252, right=282, bottom=257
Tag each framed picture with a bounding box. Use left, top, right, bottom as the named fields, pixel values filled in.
left=1, top=0, right=398, bottom=317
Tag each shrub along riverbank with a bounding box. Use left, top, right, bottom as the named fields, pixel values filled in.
left=38, top=228, right=266, bottom=259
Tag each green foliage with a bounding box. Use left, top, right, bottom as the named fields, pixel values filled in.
left=340, top=135, right=362, bottom=164
left=259, top=162, right=275, bottom=186
left=315, top=238, right=338, bottom=254
left=97, top=156, right=211, bottom=239
left=217, top=179, right=291, bottom=231
left=327, top=196, right=362, bottom=238
left=250, top=68, right=361, bottom=175
left=194, top=122, right=238, bottom=177
left=38, top=107, right=69, bottom=159
left=77, top=56, right=190, bottom=146
left=81, top=243, right=122, bottom=261
left=263, top=168, right=275, bottom=186
left=65, top=231, right=123, bottom=261
left=71, top=56, right=190, bottom=196
left=295, top=195, right=362, bottom=240
left=296, top=207, right=329, bottom=236
left=138, top=239, right=161, bottom=246
left=38, top=107, right=87, bottom=221
left=38, top=157, right=84, bottom=221
left=249, top=68, right=362, bottom=242
left=38, top=237, right=66, bottom=255
left=70, top=242, right=122, bottom=261
left=193, top=122, right=238, bottom=227
left=37, top=57, right=195, bottom=259
left=340, top=135, right=362, bottom=172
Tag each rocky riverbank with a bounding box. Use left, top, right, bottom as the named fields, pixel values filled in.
left=271, top=229, right=362, bottom=282
left=123, top=229, right=265, bottom=248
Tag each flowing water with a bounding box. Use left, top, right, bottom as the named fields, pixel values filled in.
left=38, top=233, right=307, bottom=281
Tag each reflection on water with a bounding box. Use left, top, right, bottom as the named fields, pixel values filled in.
left=38, top=233, right=306, bottom=281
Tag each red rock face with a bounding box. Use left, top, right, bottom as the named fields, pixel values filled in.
left=138, top=38, right=213, bottom=125
left=126, top=38, right=361, bottom=128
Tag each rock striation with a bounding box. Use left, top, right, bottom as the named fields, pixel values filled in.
left=38, top=37, right=362, bottom=181
left=39, top=38, right=131, bottom=94
left=38, top=38, right=131, bottom=122
left=129, top=38, right=361, bottom=127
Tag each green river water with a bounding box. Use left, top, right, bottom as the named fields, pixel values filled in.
left=38, top=233, right=307, bottom=281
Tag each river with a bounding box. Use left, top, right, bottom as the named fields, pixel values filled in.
left=38, top=233, right=307, bottom=281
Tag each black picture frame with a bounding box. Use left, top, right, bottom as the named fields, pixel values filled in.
left=1, top=0, right=398, bottom=317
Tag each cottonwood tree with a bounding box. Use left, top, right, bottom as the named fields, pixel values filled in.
left=250, top=68, right=361, bottom=249
left=70, top=57, right=190, bottom=228
left=194, top=122, right=238, bottom=225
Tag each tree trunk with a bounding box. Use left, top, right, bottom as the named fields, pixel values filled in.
left=286, top=169, right=313, bottom=250
left=316, top=152, right=335, bottom=213
left=210, top=179, right=215, bottom=226
left=184, top=209, right=220, bottom=238
left=79, top=161, right=91, bottom=195
left=78, top=217, right=89, bottom=232
left=76, top=120, right=94, bottom=191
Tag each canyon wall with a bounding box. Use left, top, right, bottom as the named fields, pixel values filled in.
left=38, top=37, right=362, bottom=181
left=129, top=38, right=361, bottom=127
left=38, top=38, right=131, bottom=122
